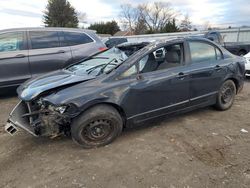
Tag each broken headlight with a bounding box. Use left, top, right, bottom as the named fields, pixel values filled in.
left=54, top=106, right=68, bottom=114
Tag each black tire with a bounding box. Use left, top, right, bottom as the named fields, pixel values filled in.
left=71, top=104, right=123, bottom=148
left=215, top=80, right=236, bottom=111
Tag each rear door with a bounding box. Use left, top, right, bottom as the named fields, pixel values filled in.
left=0, top=31, right=30, bottom=88
left=28, top=30, right=72, bottom=77
left=187, top=40, right=227, bottom=105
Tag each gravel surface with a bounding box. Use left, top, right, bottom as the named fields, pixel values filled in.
left=0, top=80, right=249, bottom=188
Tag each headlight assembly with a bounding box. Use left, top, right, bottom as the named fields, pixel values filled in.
left=54, top=106, right=68, bottom=114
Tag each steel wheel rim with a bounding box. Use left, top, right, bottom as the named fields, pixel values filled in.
left=221, top=83, right=234, bottom=104
left=81, top=119, right=113, bottom=142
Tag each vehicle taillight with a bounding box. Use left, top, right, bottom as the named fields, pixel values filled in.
left=99, top=47, right=108, bottom=51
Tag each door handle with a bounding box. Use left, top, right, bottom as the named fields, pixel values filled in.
left=15, top=54, right=26, bottom=58
left=136, top=74, right=144, bottom=80
left=177, top=72, right=188, bottom=79
left=214, top=65, right=222, bottom=71
left=57, top=50, right=65, bottom=53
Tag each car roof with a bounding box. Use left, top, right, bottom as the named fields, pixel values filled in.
left=0, top=27, right=96, bottom=34
left=116, top=37, right=215, bottom=49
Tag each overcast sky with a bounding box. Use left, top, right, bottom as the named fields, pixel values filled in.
left=0, top=0, right=249, bottom=30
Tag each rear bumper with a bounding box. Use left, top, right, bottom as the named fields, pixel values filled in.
left=6, top=101, right=37, bottom=136
left=246, top=70, right=250, bottom=77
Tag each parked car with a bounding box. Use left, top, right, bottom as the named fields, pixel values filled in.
left=5, top=38, right=245, bottom=148
left=244, top=52, right=250, bottom=76
left=0, top=27, right=106, bottom=89
left=104, top=37, right=128, bottom=48
left=204, top=31, right=250, bottom=56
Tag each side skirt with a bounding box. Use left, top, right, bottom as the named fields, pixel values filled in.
left=126, top=100, right=215, bottom=127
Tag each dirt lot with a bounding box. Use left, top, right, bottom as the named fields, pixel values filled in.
left=0, top=81, right=250, bottom=188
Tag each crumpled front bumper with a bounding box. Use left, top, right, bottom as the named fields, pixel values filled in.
left=5, top=101, right=38, bottom=136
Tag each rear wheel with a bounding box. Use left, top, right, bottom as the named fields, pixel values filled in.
left=71, top=105, right=123, bottom=148
left=215, top=80, right=236, bottom=111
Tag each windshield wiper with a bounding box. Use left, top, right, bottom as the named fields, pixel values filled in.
left=86, top=63, right=106, bottom=74
left=97, top=58, right=120, bottom=75
left=91, top=56, right=109, bottom=59
left=87, top=58, right=125, bottom=75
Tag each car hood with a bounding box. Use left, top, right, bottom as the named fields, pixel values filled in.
left=17, top=70, right=95, bottom=101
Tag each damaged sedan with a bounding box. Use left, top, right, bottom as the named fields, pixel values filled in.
left=6, top=37, right=245, bottom=148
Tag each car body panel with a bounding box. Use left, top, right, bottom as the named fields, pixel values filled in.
left=17, top=70, right=95, bottom=101
left=8, top=38, right=246, bottom=137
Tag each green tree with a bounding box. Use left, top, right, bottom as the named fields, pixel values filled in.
left=161, top=19, right=179, bottom=33
left=88, top=20, right=120, bottom=35
left=43, top=0, right=79, bottom=28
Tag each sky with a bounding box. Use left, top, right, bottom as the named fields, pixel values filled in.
left=0, top=0, right=249, bottom=30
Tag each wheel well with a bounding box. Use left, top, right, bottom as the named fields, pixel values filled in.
left=226, top=78, right=239, bottom=93
left=81, top=102, right=127, bottom=127
left=238, top=49, right=247, bottom=56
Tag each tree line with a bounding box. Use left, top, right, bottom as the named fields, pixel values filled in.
left=43, top=0, right=193, bottom=35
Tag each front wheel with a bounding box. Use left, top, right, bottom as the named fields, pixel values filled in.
left=215, top=80, right=236, bottom=111
left=71, top=105, right=123, bottom=148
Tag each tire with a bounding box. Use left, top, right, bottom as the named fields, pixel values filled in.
left=71, top=104, right=123, bottom=148
left=215, top=80, right=236, bottom=111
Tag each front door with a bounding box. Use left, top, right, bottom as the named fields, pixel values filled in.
left=120, top=43, right=190, bottom=123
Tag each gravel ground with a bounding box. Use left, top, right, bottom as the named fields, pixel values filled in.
left=0, top=80, right=249, bottom=188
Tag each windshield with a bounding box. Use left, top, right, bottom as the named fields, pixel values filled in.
left=66, top=42, right=149, bottom=76
left=67, top=47, right=128, bottom=76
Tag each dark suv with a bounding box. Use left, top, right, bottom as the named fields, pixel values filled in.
left=0, top=27, right=106, bottom=89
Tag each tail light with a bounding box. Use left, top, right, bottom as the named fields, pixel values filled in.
left=99, top=47, right=108, bottom=52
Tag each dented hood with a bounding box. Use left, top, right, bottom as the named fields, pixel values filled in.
left=17, top=70, right=95, bottom=101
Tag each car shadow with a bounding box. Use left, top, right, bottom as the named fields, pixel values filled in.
left=0, top=87, right=18, bottom=99
left=123, top=106, right=212, bottom=134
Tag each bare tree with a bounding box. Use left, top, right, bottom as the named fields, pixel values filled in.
left=120, top=4, right=139, bottom=32
left=120, top=2, right=178, bottom=34
left=179, top=14, right=192, bottom=31
left=138, top=2, right=177, bottom=33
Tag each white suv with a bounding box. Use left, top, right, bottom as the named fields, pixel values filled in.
left=244, top=52, right=250, bottom=77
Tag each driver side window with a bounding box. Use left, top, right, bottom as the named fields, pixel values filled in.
left=138, top=43, right=184, bottom=74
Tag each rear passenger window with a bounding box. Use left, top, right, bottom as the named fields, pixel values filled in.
left=0, top=32, right=24, bottom=52
left=62, top=32, right=93, bottom=46
left=189, top=41, right=222, bottom=63
left=30, top=31, right=60, bottom=49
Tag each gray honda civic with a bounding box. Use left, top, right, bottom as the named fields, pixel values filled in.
left=6, top=37, right=245, bottom=148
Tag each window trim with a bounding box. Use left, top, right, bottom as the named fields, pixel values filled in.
left=61, top=31, right=95, bottom=47
left=136, top=42, right=185, bottom=75
left=116, top=42, right=186, bottom=80
left=28, top=30, right=60, bottom=50
left=187, top=40, right=224, bottom=64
